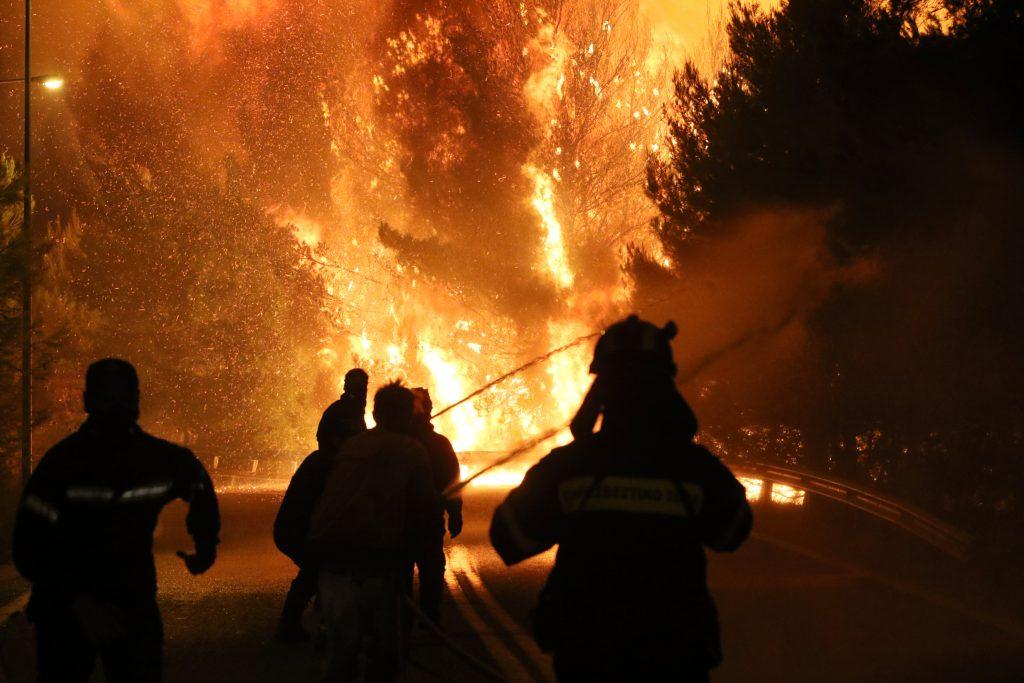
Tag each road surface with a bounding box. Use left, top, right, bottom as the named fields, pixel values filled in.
left=2, top=488, right=1022, bottom=682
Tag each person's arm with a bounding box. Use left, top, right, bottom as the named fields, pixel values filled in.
left=174, top=449, right=220, bottom=574
left=316, top=402, right=339, bottom=451
left=489, top=452, right=563, bottom=565
left=12, top=450, right=69, bottom=590
left=273, top=452, right=324, bottom=563
left=434, top=434, right=464, bottom=538
left=569, top=377, right=605, bottom=439
left=693, top=448, right=752, bottom=552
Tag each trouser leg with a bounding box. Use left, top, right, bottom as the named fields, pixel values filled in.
left=281, top=565, right=318, bottom=625
left=318, top=572, right=362, bottom=683
left=363, top=575, right=401, bottom=683
left=416, top=534, right=446, bottom=625
left=99, top=603, right=163, bottom=683
left=34, top=610, right=97, bottom=683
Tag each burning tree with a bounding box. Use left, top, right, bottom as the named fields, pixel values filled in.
left=307, top=0, right=673, bottom=451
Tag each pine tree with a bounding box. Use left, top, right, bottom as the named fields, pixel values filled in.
left=643, top=0, right=1024, bottom=526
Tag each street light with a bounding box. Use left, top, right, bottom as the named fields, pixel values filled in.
left=0, top=74, right=65, bottom=89
left=0, top=0, right=65, bottom=488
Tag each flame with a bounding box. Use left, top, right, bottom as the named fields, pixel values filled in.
left=524, top=22, right=570, bottom=123
left=527, top=166, right=575, bottom=290
left=267, top=205, right=322, bottom=248
left=209, top=3, right=667, bottom=469
left=419, top=341, right=488, bottom=452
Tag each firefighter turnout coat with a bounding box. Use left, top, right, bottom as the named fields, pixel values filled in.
left=13, top=419, right=220, bottom=616
left=490, top=430, right=752, bottom=668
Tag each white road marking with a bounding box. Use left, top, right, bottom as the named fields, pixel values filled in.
left=444, top=554, right=532, bottom=681
left=449, top=546, right=555, bottom=682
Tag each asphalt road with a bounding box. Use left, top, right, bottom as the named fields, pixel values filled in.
left=2, top=488, right=1023, bottom=682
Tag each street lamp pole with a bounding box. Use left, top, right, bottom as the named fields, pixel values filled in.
left=21, top=0, right=32, bottom=484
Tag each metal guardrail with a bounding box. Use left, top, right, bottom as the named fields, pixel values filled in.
left=728, top=460, right=971, bottom=560
left=207, top=454, right=971, bottom=559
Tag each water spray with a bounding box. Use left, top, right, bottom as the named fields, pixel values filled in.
left=429, top=332, right=599, bottom=497
left=443, top=424, right=567, bottom=498
left=431, top=332, right=600, bottom=419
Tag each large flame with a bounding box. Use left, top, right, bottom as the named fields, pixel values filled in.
left=43, top=0, right=673, bottom=465
left=527, top=166, right=576, bottom=291
left=288, top=2, right=668, bottom=458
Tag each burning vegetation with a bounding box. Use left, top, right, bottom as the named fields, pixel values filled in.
left=4, top=0, right=684, bottom=466
left=1, top=0, right=1022, bottom=558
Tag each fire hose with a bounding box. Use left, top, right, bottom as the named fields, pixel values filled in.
left=430, top=332, right=600, bottom=420
left=429, top=332, right=600, bottom=499
left=442, top=424, right=567, bottom=499
left=399, top=592, right=508, bottom=683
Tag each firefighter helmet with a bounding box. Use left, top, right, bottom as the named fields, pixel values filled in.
left=589, top=315, right=678, bottom=377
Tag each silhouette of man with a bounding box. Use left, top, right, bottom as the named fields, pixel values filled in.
left=406, top=387, right=463, bottom=625
left=12, top=358, right=220, bottom=683
left=274, top=367, right=369, bottom=641
left=307, top=381, right=436, bottom=682
left=317, top=368, right=369, bottom=453
left=490, top=316, right=752, bottom=682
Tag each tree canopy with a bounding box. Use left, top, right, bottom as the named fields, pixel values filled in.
left=643, top=0, right=1024, bottom=527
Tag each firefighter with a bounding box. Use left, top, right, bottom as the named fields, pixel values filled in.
left=407, top=387, right=463, bottom=626
left=274, top=367, right=369, bottom=642
left=307, top=381, right=437, bottom=682
left=12, top=358, right=220, bottom=683
left=490, top=316, right=752, bottom=682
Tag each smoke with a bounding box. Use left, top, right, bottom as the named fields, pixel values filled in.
left=634, top=206, right=879, bottom=431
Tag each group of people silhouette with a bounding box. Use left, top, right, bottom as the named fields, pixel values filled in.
left=273, top=369, right=463, bottom=680
left=11, top=315, right=752, bottom=682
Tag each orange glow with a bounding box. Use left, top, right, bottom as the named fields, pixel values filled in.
left=738, top=476, right=764, bottom=502
left=527, top=166, right=575, bottom=290
left=268, top=206, right=322, bottom=248
left=459, top=463, right=529, bottom=489
left=248, top=1, right=669, bottom=464
left=770, top=483, right=806, bottom=506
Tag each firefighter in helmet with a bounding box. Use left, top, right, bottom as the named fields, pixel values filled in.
left=490, top=316, right=752, bottom=682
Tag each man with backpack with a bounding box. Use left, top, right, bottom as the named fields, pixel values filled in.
left=490, top=316, right=752, bottom=682
left=307, top=381, right=437, bottom=682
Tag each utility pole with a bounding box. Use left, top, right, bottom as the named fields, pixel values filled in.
left=21, top=0, right=33, bottom=484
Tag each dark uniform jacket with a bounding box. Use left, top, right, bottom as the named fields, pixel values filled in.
left=273, top=449, right=333, bottom=566
left=315, top=393, right=367, bottom=451
left=307, top=428, right=438, bottom=576
left=275, top=396, right=367, bottom=566
left=411, top=421, right=463, bottom=527
left=490, top=430, right=752, bottom=666
left=12, top=419, right=220, bottom=617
